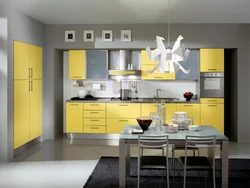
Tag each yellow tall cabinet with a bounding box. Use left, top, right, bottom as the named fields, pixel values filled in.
left=14, top=41, right=43, bottom=149
left=69, top=50, right=86, bottom=80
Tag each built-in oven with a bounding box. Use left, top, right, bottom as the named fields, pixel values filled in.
left=200, top=72, right=224, bottom=98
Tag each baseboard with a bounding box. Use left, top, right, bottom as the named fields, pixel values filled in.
left=14, top=137, right=41, bottom=156
left=67, top=133, right=120, bottom=139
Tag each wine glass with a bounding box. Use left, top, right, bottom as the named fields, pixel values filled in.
left=149, top=112, right=156, bottom=129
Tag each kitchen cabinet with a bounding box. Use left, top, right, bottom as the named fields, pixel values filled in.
left=14, top=41, right=43, bottom=149
left=176, top=50, right=199, bottom=80
left=69, top=50, right=86, bottom=80
left=141, top=103, right=177, bottom=123
left=86, top=50, right=107, bottom=79
left=107, top=119, right=138, bottom=134
left=200, top=49, right=224, bottom=72
left=200, top=98, right=224, bottom=134
left=66, top=103, right=83, bottom=133
left=141, top=50, right=175, bottom=80
left=176, top=104, right=200, bottom=125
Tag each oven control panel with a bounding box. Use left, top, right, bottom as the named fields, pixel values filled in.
left=201, top=72, right=224, bottom=77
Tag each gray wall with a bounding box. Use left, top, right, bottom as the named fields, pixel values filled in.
left=0, top=6, right=45, bottom=162
left=45, top=24, right=250, bottom=143
left=0, top=5, right=8, bottom=162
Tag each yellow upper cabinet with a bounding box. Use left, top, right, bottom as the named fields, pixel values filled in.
left=176, top=104, right=200, bottom=124
left=66, top=103, right=83, bottom=133
left=107, top=103, right=141, bottom=119
left=69, top=50, right=86, bottom=80
left=30, top=45, right=42, bottom=79
left=200, top=49, right=224, bottom=72
left=141, top=50, right=175, bottom=80
left=14, top=41, right=30, bottom=80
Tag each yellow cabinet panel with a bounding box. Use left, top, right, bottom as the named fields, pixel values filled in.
left=84, top=118, right=106, bottom=126
left=141, top=50, right=158, bottom=65
left=69, top=50, right=86, bottom=80
left=141, top=103, right=177, bottom=119
left=14, top=80, right=30, bottom=149
left=29, top=80, right=42, bottom=141
left=84, top=103, right=106, bottom=111
left=83, top=111, right=106, bottom=118
left=176, top=104, right=200, bottom=124
left=84, top=126, right=106, bottom=133
left=141, top=64, right=175, bottom=80
left=30, top=45, right=42, bottom=79
left=201, top=119, right=224, bottom=134
left=14, top=41, right=30, bottom=80
left=107, top=119, right=138, bottom=134
left=107, top=103, right=141, bottom=119
left=200, top=98, right=224, bottom=104
left=200, top=49, right=224, bottom=72
left=200, top=104, right=224, bottom=120
left=66, top=103, right=83, bottom=133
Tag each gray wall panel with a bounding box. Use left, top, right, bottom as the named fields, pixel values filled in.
left=45, top=24, right=250, bottom=143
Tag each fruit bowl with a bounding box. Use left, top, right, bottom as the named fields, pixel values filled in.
left=183, top=92, right=193, bottom=101
left=137, top=117, right=152, bottom=130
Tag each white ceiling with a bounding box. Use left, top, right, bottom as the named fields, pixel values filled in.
left=3, top=0, right=250, bottom=24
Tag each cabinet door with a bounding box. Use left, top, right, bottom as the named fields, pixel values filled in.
left=69, top=50, right=86, bottom=80
left=14, top=80, right=30, bottom=149
left=84, top=103, right=106, bottom=111
left=107, top=103, right=141, bottom=119
left=141, top=64, right=175, bottom=80
left=84, top=126, right=106, bottom=133
left=86, top=50, right=107, bottom=79
left=66, top=103, right=83, bottom=133
left=141, top=103, right=176, bottom=119
left=176, top=50, right=199, bottom=80
left=176, top=104, right=200, bottom=124
left=107, top=119, right=138, bottom=134
left=14, top=41, right=30, bottom=80
left=200, top=49, right=224, bottom=72
left=30, top=45, right=42, bottom=79
left=30, top=80, right=42, bottom=141
left=141, top=50, right=158, bottom=65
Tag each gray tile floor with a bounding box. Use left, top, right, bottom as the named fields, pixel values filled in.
left=0, top=138, right=250, bottom=188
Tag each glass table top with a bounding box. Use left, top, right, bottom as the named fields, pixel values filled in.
left=119, top=125, right=228, bottom=140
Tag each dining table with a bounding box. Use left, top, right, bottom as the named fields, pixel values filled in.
left=119, top=125, right=229, bottom=188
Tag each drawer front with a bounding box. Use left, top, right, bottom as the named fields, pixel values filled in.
left=84, top=118, right=106, bottom=126
left=107, top=103, right=141, bottom=119
left=200, top=98, right=224, bottom=104
left=84, top=111, right=106, bottom=118
left=176, top=104, right=200, bottom=124
left=141, top=103, right=176, bottom=119
left=200, top=104, right=224, bottom=120
left=107, top=119, right=138, bottom=134
left=83, top=126, right=106, bottom=133
left=84, top=103, right=106, bottom=111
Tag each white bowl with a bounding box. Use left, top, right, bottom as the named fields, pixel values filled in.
left=188, top=125, right=199, bottom=132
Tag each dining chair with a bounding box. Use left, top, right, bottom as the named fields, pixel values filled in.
left=179, top=135, right=216, bottom=188
left=138, top=135, right=170, bottom=188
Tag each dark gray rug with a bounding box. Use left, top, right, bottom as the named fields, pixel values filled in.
left=83, top=157, right=250, bottom=188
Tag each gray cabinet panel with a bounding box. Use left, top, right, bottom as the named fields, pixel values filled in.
left=86, top=50, right=107, bottom=79
left=176, top=50, right=199, bottom=80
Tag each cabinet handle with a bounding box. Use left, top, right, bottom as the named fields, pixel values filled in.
left=28, top=68, right=31, bottom=78
left=154, top=77, right=163, bottom=78
left=31, top=68, right=33, bottom=78
left=119, top=120, right=128, bottom=122
left=90, top=120, right=99, bottom=122
left=31, top=80, right=33, bottom=91
left=119, top=105, right=128, bottom=106
left=90, top=104, right=99, bottom=106
left=183, top=105, right=193, bottom=106
left=208, top=105, right=217, bottom=107
left=90, top=127, right=99, bottom=130
left=208, top=100, right=217, bottom=102
left=28, top=81, right=30, bottom=91
left=90, top=112, right=99, bottom=114
left=208, top=69, right=217, bottom=70
left=70, top=104, right=79, bottom=106
left=73, top=76, right=82, bottom=78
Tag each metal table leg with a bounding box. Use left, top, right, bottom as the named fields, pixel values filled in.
left=221, top=140, right=229, bottom=188
left=126, top=143, right=130, bottom=177
left=119, top=139, right=126, bottom=188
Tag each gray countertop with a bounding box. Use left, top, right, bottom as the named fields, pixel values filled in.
left=66, top=98, right=200, bottom=103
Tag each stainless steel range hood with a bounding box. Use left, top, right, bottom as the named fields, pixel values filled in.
left=108, top=50, right=141, bottom=80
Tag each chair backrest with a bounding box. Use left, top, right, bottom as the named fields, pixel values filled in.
left=185, top=135, right=216, bottom=167
left=138, top=135, right=169, bottom=156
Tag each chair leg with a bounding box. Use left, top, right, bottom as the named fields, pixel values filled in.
left=138, top=168, right=140, bottom=188
left=205, top=171, right=207, bottom=188
left=172, top=147, right=175, bottom=180
left=183, top=166, right=186, bottom=188
left=213, top=168, right=216, bottom=188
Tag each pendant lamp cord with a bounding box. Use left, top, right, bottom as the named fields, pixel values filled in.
left=167, top=0, right=171, bottom=48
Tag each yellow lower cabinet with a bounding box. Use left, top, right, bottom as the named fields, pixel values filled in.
left=83, top=111, right=106, bottom=118
left=66, top=103, right=83, bottom=133
left=176, top=104, right=200, bottom=125
left=107, top=119, right=138, bottom=134
left=107, top=103, right=141, bottom=119
left=84, top=118, right=106, bottom=126
left=141, top=64, right=175, bottom=80
left=201, top=119, right=224, bottom=134
left=84, top=103, right=106, bottom=111
left=84, top=126, right=106, bottom=133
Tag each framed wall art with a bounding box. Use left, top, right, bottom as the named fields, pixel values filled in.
left=121, top=30, right=132, bottom=41
left=83, top=30, right=94, bottom=42
left=65, top=30, right=75, bottom=42
left=102, top=30, right=113, bottom=42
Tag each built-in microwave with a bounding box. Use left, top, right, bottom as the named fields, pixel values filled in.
left=200, top=72, right=224, bottom=98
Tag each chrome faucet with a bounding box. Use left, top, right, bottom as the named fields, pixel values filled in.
left=155, top=89, right=161, bottom=100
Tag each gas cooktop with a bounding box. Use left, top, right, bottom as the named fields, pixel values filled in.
left=110, top=97, right=139, bottom=101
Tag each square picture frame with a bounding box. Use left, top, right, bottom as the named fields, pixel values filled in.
left=102, top=30, right=113, bottom=42
left=121, top=30, right=132, bottom=41
left=83, top=30, right=94, bottom=42
left=65, top=30, right=75, bottom=42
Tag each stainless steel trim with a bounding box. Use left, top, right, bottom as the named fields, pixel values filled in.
left=108, top=70, right=141, bottom=76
